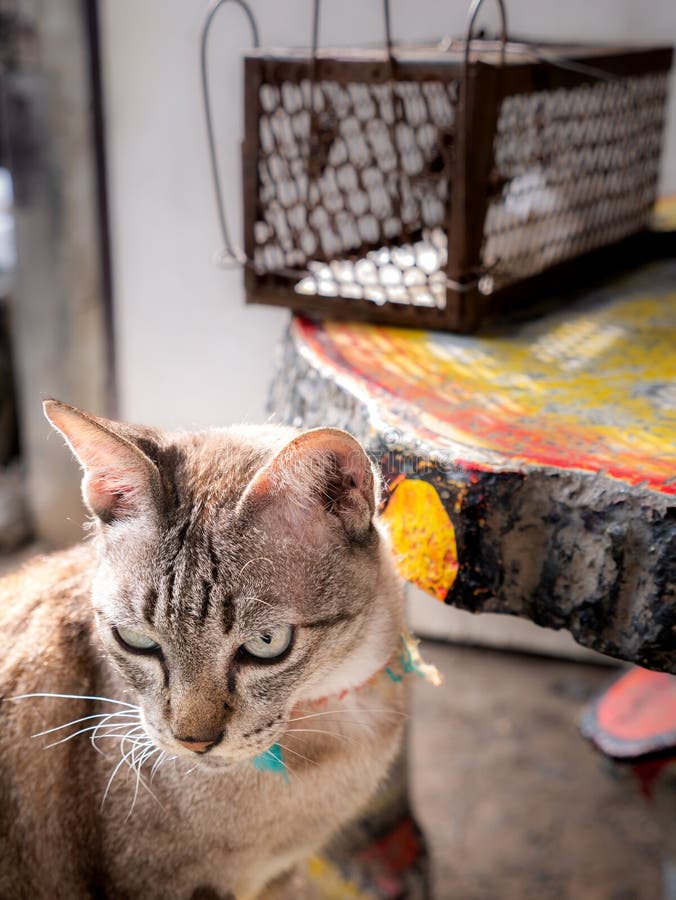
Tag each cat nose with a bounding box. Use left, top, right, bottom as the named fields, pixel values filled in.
left=177, top=739, right=214, bottom=753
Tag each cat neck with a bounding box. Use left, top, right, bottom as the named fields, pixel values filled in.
left=301, top=629, right=441, bottom=708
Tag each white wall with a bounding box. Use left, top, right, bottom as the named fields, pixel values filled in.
left=101, top=0, right=676, bottom=429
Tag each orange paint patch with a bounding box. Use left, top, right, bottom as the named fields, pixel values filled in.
left=382, top=479, right=458, bottom=601
left=306, top=855, right=371, bottom=899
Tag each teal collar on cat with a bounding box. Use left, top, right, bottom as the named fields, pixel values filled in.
left=251, top=631, right=440, bottom=780
left=252, top=742, right=289, bottom=782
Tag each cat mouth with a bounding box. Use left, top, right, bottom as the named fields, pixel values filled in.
left=141, top=714, right=283, bottom=769
left=173, top=741, right=283, bottom=772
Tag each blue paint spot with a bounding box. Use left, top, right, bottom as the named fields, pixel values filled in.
left=252, top=743, right=289, bottom=782
left=385, top=666, right=403, bottom=683
left=399, top=637, right=425, bottom=678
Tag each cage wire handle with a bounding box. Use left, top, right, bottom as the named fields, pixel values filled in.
left=463, top=0, right=508, bottom=74
left=308, top=0, right=396, bottom=162
left=310, top=0, right=394, bottom=67
left=200, top=0, right=260, bottom=268
left=448, top=0, right=508, bottom=293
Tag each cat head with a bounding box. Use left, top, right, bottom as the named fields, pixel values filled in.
left=44, top=400, right=402, bottom=768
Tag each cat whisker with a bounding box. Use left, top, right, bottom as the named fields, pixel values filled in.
left=101, top=733, right=164, bottom=816
left=89, top=728, right=116, bottom=756
left=141, top=746, right=163, bottom=785
left=90, top=722, right=146, bottom=755
left=150, top=751, right=167, bottom=782
left=33, top=708, right=140, bottom=739
left=127, top=743, right=147, bottom=818
left=238, top=557, right=274, bottom=577
left=285, top=727, right=353, bottom=744
left=88, top=732, right=141, bottom=758
left=240, top=595, right=273, bottom=608
left=276, top=741, right=318, bottom=767
left=288, top=708, right=408, bottom=724
left=158, top=754, right=179, bottom=779
left=9, top=692, right=140, bottom=710
left=126, top=742, right=163, bottom=820
left=102, top=736, right=144, bottom=810
left=150, top=749, right=179, bottom=782
left=263, top=746, right=292, bottom=779
left=41, top=720, right=144, bottom=751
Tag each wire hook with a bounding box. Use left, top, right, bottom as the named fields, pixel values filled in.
left=200, top=0, right=260, bottom=266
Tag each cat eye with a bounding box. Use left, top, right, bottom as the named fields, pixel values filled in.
left=241, top=625, right=293, bottom=661
left=113, top=625, right=161, bottom=654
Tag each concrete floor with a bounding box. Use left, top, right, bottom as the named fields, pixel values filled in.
left=410, top=641, right=663, bottom=900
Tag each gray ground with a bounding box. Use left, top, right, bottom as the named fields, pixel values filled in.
left=410, top=641, right=663, bottom=900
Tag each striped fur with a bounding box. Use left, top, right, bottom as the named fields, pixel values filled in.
left=0, top=404, right=405, bottom=898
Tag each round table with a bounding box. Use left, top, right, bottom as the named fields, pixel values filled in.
left=271, top=257, right=676, bottom=673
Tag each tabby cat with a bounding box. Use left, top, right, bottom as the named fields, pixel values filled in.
left=0, top=401, right=407, bottom=899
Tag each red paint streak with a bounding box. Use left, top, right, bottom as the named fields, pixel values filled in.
left=633, top=758, right=673, bottom=800
left=357, top=816, right=422, bottom=878
left=296, top=318, right=674, bottom=494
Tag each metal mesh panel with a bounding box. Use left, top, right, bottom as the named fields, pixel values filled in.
left=243, top=49, right=672, bottom=328
left=253, top=77, right=458, bottom=308
left=481, top=71, right=669, bottom=287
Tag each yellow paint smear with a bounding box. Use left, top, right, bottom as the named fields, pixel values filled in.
left=306, top=855, right=371, bottom=899
left=382, top=479, right=458, bottom=601
left=319, top=285, right=676, bottom=491
left=653, top=196, right=676, bottom=231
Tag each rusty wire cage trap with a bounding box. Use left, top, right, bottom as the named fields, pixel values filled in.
left=201, top=0, right=673, bottom=332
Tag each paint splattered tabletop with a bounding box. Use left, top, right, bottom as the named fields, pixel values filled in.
left=292, top=259, right=675, bottom=495
left=271, top=218, right=676, bottom=671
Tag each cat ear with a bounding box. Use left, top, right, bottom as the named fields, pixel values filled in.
left=238, top=428, right=377, bottom=542
left=43, top=399, right=161, bottom=524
